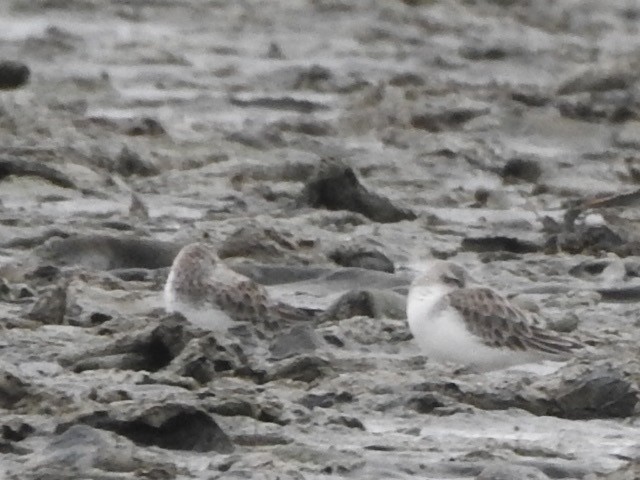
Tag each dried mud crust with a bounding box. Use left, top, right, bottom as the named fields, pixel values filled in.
left=1, top=0, right=640, bottom=479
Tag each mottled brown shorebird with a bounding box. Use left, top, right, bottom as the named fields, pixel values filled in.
left=164, top=242, right=313, bottom=332
left=407, top=261, right=583, bottom=371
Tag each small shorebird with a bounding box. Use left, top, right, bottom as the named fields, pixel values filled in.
left=164, top=242, right=313, bottom=332
left=406, top=261, right=583, bottom=371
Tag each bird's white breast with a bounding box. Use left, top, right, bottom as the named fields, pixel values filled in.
left=164, top=272, right=235, bottom=332
left=406, top=285, right=541, bottom=371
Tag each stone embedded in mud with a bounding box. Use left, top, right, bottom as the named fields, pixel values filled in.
left=59, top=403, right=234, bottom=453
left=410, top=105, right=489, bottom=132
left=552, top=369, right=638, bottom=419
left=327, top=245, right=395, bottom=273
left=218, top=224, right=298, bottom=262
left=476, top=463, right=550, bottom=480
left=269, top=325, right=323, bottom=360
left=323, top=290, right=376, bottom=320
left=27, top=279, right=68, bottom=324
left=66, top=315, right=245, bottom=383
left=266, top=355, right=332, bottom=383
left=299, top=157, right=416, bottom=223
left=35, top=235, right=181, bottom=270
left=2, top=419, right=35, bottom=442
left=556, top=91, right=638, bottom=123
left=0, top=61, right=30, bottom=90
left=323, top=288, right=407, bottom=321
left=421, top=366, right=638, bottom=420
left=115, top=146, right=159, bottom=177
left=407, top=393, right=445, bottom=414
left=0, top=156, right=77, bottom=189
left=18, top=424, right=177, bottom=476
left=0, top=366, right=30, bottom=409
left=461, top=236, right=541, bottom=254
left=546, top=224, right=638, bottom=256
left=501, top=157, right=542, bottom=183
left=167, top=333, right=245, bottom=383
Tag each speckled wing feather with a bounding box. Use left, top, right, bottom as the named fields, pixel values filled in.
left=446, top=288, right=582, bottom=355
left=207, top=277, right=319, bottom=329
left=207, top=278, right=271, bottom=325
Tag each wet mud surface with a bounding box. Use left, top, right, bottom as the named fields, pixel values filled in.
left=2, top=0, right=640, bottom=478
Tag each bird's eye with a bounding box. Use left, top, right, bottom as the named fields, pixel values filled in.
left=442, top=274, right=463, bottom=287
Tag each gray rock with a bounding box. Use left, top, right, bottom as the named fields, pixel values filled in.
left=269, top=325, right=323, bottom=360
left=34, top=235, right=181, bottom=270
left=299, top=156, right=416, bottom=223
left=60, top=402, right=234, bottom=453
left=477, top=463, right=550, bottom=480
left=16, top=424, right=178, bottom=478
left=328, top=245, right=395, bottom=273
left=0, top=363, right=30, bottom=408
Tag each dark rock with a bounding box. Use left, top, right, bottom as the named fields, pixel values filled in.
left=0, top=156, right=76, bottom=189
left=82, top=115, right=166, bottom=136
left=218, top=224, right=298, bottom=262
left=229, top=94, right=329, bottom=113
left=68, top=315, right=243, bottom=382
left=407, top=394, right=445, bottom=414
left=389, top=72, right=424, bottom=87
left=293, top=65, right=335, bottom=91
left=233, top=433, right=291, bottom=446
left=167, top=333, right=245, bottom=383
left=326, top=415, right=365, bottom=430
left=461, top=236, right=540, bottom=254
left=25, top=264, right=61, bottom=283
left=324, top=290, right=375, bottom=320
left=27, top=279, right=68, bottom=324
left=21, top=425, right=177, bottom=476
left=265, top=41, right=285, bottom=59
left=209, top=399, right=256, bottom=418
left=266, top=355, right=332, bottom=383
left=501, top=158, right=542, bottom=183
left=0, top=61, right=30, bottom=89
left=558, top=68, right=635, bottom=95
left=328, top=245, right=395, bottom=273
left=108, top=267, right=156, bottom=281
left=299, top=157, right=416, bottom=223
left=459, top=44, right=509, bottom=60
left=546, top=225, right=630, bottom=256
left=568, top=259, right=610, bottom=278
left=418, top=366, right=638, bottom=419
left=273, top=118, right=336, bottom=136
left=114, top=146, right=159, bottom=177
left=556, top=91, right=639, bottom=123
left=597, top=285, right=640, bottom=302
left=476, top=464, right=550, bottom=480
left=62, top=403, right=234, bottom=453
left=410, top=106, right=489, bottom=132
left=2, top=420, right=34, bottom=441
left=552, top=369, right=638, bottom=419
left=35, top=234, right=181, bottom=270
left=323, top=288, right=406, bottom=321
left=511, top=89, right=550, bottom=107
left=298, top=392, right=338, bottom=409
left=269, top=325, right=323, bottom=360
left=0, top=366, right=29, bottom=408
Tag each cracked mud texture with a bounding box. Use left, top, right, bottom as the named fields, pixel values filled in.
left=2, top=0, right=640, bottom=479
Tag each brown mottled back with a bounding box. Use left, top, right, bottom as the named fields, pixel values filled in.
left=446, top=287, right=582, bottom=356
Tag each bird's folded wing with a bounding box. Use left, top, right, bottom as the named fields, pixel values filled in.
left=446, top=287, right=582, bottom=355
left=210, top=279, right=269, bottom=324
